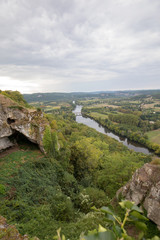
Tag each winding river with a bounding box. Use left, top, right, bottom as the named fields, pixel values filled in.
left=73, top=105, right=152, bottom=155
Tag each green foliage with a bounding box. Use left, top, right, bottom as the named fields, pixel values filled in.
left=9, top=105, right=24, bottom=110
left=36, top=107, right=42, bottom=111
left=50, top=193, right=75, bottom=221
left=96, top=152, right=144, bottom=197
left=0, top=184, right=6, bottom=196
left=84, top=230, right=116, bottom=240
left=77, top=187, right=111, bottom=213
left=43, top=125, right=52, bottom=153
left=109, top=113, right=140, bottom=127
left=43, top=126, right=59, bottom=157
left=56, top=200, right=160, bottom=240
left=70, top=137, right=103, bottom=180
left=84, top=110, right=160, bottom=155
left=1, top=90, right=30, bottom=108
left=0, top=109, right=159, bottom=240
left=87, top=200, right=152, bottom=240
left=151, top=158, right=160, bottom=165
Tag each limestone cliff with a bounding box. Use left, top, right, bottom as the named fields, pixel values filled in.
left=0, top=94, right=48, bottom=152
left=117, top=163, right=160, bottom=229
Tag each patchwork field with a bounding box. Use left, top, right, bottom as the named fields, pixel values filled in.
left=87, top=103, right=119, bottom=109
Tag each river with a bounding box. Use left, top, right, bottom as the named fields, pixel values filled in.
left=73, top=105, right=152, bottom=155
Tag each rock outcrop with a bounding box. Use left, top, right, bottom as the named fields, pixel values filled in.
left=0, top=94, right=48, bottom=152
left=117, top=163, right=160, bottom=229
left=0, top=216, right=39, bottom=240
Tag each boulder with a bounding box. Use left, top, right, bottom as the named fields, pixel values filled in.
left=117, top=163, right=160, bottom=229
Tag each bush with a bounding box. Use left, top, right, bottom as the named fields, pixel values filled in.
left=50, top=193, right=75, bottom=221
left=77, top=187, right=110, bottom=213
left=0, top=184, right=6, bottom=196
left=151, top=158, right=160, bottom=165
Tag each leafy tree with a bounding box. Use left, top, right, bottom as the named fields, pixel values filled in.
left=43, top=126, right=59, bottom=157
left=70, top=138, right=102, bottom=180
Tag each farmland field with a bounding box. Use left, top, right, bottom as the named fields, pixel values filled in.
left=147, top=129, right=160, bottom=145
left=90, top=112, right=108, bottom=119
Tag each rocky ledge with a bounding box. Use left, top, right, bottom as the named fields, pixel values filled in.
left=117, top=163, right=160, bottom=229
left=0, top=94, right=48, bottom=152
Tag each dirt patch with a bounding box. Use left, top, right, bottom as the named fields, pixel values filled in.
left=0, top=146, right=19, bottom=159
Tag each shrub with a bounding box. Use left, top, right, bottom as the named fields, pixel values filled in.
left=0, top=184, right=6, bottom=196
left=151, top=158, right=160, bottom=165
left=50, top=193, right=75, bottom=221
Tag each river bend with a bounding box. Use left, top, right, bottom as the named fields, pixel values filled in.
left=73, top=105, right=152, bottom=155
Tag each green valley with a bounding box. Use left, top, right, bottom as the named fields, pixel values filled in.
left=0, top=90, right=160, bottom=239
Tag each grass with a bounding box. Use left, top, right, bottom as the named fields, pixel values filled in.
left=150, top=157, right=160, bottom=165
left=30, top=101, right=72, bottom=113
left=0, top=144, right=106, bottom=240
left=146, top=129, right=160, bottom=145
left=0, top=146, right=44, bottom=186
left=46, top=105, right=61, bottom=110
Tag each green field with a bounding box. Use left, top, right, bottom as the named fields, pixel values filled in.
left=90, top=112, right=108, bottom=119
left=147, top=129, right=160, bottom=145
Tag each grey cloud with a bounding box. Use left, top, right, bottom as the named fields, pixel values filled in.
left=0, top=0, right=160, bottom=92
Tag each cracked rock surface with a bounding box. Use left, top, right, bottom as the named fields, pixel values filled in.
left=117, top=163, right=160, bottom=229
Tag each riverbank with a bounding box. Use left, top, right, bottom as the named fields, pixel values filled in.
left=82, top=111, right=160, bottom=156
left=73, top=105, right=153, bottom=154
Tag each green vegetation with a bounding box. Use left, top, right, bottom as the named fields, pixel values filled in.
left=0, top=111, right=155, bottom=239
left=57, top=200, right=160, bottom=240
left=26, top=90, right=160, bottom=155
left=1, top=91, right=160, bottom=239
left=90, top=112, right=109, bottom=120
left=81, top=92, right=160, bottom=155
left=151, top=158, right=160, bottom=165
left=0, top=90, right=30, bottom=108
left=147, top=129, right=160, bottom=145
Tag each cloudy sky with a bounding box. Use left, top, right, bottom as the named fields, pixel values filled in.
left=0, top=0, right=160, bottom=93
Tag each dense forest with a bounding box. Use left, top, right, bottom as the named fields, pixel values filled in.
left=0, top=91, right=160, bottom=239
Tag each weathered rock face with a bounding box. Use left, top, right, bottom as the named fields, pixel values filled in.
left=117, top=163, right=160, bottom=229
left=0, top=94, right=48, bottom=152
left=0, top=137, right=14, bottom=151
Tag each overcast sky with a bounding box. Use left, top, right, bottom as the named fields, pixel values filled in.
left=0, top=0, right=160, bottom=93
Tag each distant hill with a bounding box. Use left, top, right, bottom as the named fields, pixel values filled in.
left=23, top=89, right=160, bottom=103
